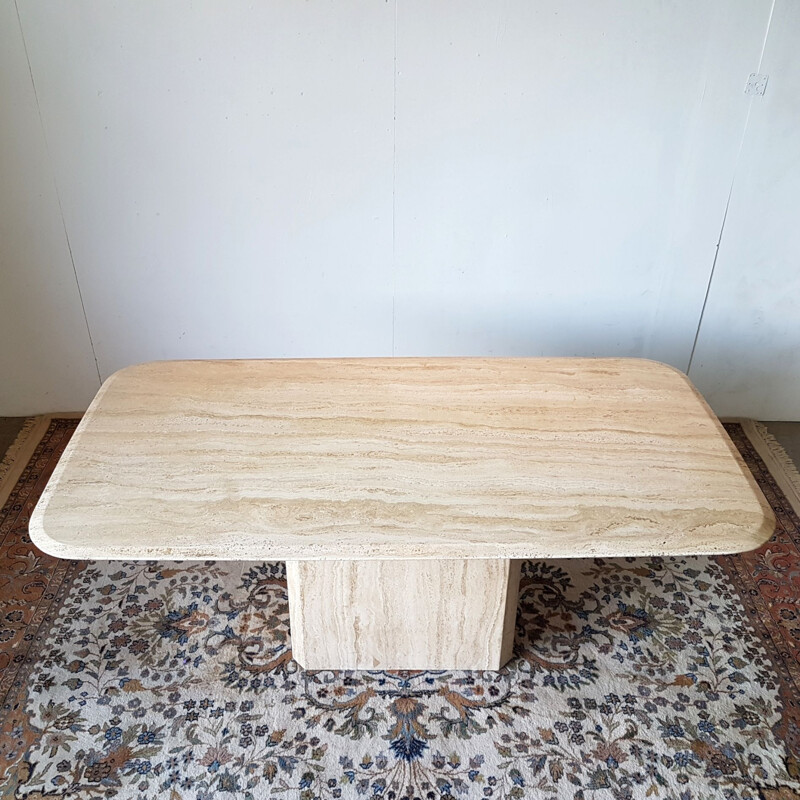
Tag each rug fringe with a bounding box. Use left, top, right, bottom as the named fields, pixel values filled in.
left=740, top=419, right=800, bottom=518
left=0, top=417, right=38, bottom=484
left=0, top=414, right=86, bottom=512
left=0, top=416, right=49, bottom=510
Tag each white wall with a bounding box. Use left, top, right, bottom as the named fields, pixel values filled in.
left=2, top=0, right=798, bottom=418
left=688, top=0, right=800, bottom=419
left=392, top=1, right=771, bottom=366
left=0, top=1, right=101, bottom=413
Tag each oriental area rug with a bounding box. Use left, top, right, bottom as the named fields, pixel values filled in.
left=2, top=418, right=800, bottom=800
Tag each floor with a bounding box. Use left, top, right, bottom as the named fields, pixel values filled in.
left=0, top=416, right=26, bottom=461
left=764, top=421, right=800, bottom=470
left=1, top=416, right=798, bottom=468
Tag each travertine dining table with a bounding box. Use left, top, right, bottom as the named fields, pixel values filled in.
left=30, top=358, right=774, bottom=671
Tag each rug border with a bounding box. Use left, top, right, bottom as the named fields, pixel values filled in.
left=0, top=413, right=84, bottom=512
left=725, top=417, right=800, bottom=519
left=0, top=416, right=42, bottom=511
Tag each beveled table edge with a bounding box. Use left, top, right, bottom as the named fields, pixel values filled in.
left=28, top=357, right=776, bottom=562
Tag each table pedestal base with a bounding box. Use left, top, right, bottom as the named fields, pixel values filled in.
left=286, top=558, right=521, bottom=671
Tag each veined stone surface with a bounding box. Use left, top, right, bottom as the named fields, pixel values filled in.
left=286, top=558, right=520, bottom=670
left=30, top=358, right=773, bottom=561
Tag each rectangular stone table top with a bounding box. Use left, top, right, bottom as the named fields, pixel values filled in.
left=30, top=357, right=773, bottom=562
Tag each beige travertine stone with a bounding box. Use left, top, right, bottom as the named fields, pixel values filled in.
left=29, top=357, right=774, bottom=670
left=30, top=357, right=774, bottom=561
left=286, top=558, right=521, bottom=670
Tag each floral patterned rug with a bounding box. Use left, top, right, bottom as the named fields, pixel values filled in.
left=2, top=419, right=800, bottom=800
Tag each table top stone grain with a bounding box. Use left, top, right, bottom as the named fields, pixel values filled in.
left=30, top=358, right=775, bottom=561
